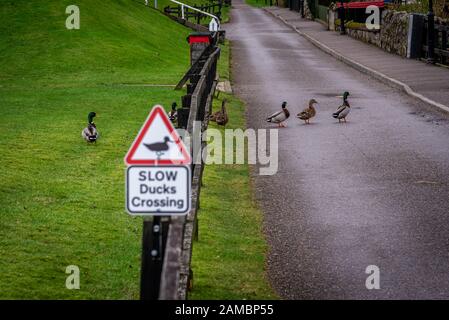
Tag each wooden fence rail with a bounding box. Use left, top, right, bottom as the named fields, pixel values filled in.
left=158, top=40, right=220, bottom=300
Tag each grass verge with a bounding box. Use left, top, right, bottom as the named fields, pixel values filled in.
left=0, top=0, right=189, bottom=299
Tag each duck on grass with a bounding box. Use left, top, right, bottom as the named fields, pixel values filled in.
left=82, top=112, right=99, bottom=143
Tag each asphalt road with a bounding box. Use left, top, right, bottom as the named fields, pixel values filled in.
left=226, top=1, right=449, bottom=299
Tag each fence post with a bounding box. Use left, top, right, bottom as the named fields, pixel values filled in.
left=427, top=0, right=435, bottom=63
left=159, top=217, right=184, bottom=299
left=188, top=32, right=212, bottom=66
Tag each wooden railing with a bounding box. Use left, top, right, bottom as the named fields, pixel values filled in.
left=158, top=39, right=220, bottom=300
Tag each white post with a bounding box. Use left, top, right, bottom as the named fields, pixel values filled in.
left=170, top=0, right=220, bottom=30
left=209, top=18, right=218, bottom=32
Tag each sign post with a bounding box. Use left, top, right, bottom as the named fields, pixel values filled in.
left=125, top=105, right=191, bottom=300
left=140, top=216, right=169, bottom=300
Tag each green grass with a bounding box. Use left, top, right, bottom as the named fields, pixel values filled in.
left=0, top=0, right=190, bottom=299
left=218, top=40, right=231, bottom=80
left=244, top=0, right=271, bottom=8
left=0, top=1, right=191, bottom=87
left=0, top=0, right=274, bottom=299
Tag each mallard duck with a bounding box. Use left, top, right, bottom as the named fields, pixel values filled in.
left=168, top=102, right=177, bottom=124
left=266, top=101, right=290, bottom=127
left=297, top=99, right=318, bottom=124
left=210, top=99, right=228, bottom=126
left=333, top=91, right=350, bottom=123
left=81, top=112, right=99, bottom=143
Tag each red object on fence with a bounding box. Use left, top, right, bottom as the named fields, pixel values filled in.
left=187, top=35, right=211, bottom=44
left=336, top=1, right=384, bottom=9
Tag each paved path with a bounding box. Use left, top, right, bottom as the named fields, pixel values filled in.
left=266, top=6, right=449, bottom=111
left=226, top=1, right=449, bottom=299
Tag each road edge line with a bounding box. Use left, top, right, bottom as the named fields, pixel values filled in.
left=264, top=9, right=449, bottom=115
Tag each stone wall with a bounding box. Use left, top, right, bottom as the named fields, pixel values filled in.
left=328, top=9, right=409, bottom=57
left=347, top=28, right=381, bottom=47
left=379, top=10, right=409, bottom=57
left=304, top=0, right=314, bottom=20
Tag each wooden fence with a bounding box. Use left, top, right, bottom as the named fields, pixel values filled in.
left=158, top=38, right=220, bottom=300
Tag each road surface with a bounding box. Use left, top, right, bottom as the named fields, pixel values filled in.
left=226, top=1, right=449, bottom=299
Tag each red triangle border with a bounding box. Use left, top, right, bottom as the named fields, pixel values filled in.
left=124, top=105, right=191, bottom=165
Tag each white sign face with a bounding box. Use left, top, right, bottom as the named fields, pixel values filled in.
left=126, top=166, right=191, bottom=216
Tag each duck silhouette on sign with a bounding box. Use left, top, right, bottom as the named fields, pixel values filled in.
left=144, top=136, right=173, bottom=158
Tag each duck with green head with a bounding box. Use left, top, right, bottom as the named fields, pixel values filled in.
left=266, top=101, right=290, bottom=127
left=82, top=112, right=99, bottom=143
left=333, top=91, right=350, bottom=123
left=169, top=102, right=177, bottom=124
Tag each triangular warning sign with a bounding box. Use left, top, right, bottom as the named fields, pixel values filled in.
left=125, top=105, right=191, bottom=165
